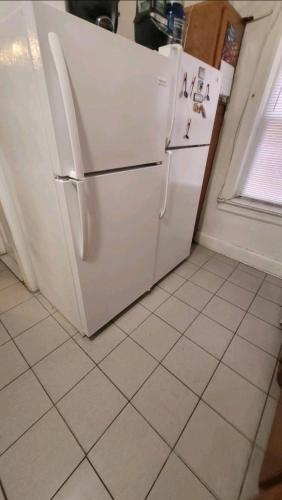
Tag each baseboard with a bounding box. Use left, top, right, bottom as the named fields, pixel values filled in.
left=196, top=231, right=282, bottom=278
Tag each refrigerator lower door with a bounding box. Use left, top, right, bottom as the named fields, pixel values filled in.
left=154, top=147, right=209, bottom=282
left=56, top=165, right=162, bottom=336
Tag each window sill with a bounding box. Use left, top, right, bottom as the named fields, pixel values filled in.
left=217, top=197, right=282, bottom=226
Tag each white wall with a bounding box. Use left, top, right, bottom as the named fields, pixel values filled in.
left=197, top=1, right=282, bottom=277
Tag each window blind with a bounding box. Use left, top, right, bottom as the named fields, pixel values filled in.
left=240, top=63, right=282, bottom=207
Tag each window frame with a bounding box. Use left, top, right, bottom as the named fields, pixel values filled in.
left=218, top=38, right=282, bottom=222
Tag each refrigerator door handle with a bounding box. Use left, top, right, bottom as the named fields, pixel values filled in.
left=167, top=45, right=182, bottom=148
left=159, top=151, right=172, bottom=219
left=71, top=180, right=87, bottom=260
left=48, top=32, right=84, bottom=181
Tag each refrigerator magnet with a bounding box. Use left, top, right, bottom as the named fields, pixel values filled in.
left=204, top=84, right=210, bottom=101
left=193, top=103, right=201, bottom=114
left=193, top=92, right=203, bottom=103
left=189, top=76, right=196, bottom=97
left=183, top=72, right=188, bottom=98
left=197, top=80, right=204, bottom=92
left=184, top=118, right=191, bottom=139
left=198, top=67, right=206, bottom=80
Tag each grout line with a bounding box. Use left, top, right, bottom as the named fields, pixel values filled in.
left=0, top=479, right=8, bottom=500
left=49, top=456, right=86, bottom=500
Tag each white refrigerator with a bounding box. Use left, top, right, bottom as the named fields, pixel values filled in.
left=154, top=45, right=221, bottom=282
left=0, top=1, right=170, bottom=336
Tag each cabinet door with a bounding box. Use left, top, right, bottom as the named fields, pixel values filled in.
left=155, top=147, right=208, bottom=282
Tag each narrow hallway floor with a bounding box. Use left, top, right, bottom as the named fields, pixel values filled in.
left=0, top=244, right=281, bottom=500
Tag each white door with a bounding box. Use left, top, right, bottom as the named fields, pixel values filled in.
left=30, top=2, right=170, bottom=176
left=160, top=46, right=221, bottom=148
left=56, top=165, right=162, bottom=336
left=155, top=147, right=209, bottom=282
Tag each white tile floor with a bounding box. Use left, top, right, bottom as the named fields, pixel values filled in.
left=0, top=244, right=281, bottom=500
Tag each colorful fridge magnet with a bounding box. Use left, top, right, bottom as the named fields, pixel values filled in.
left=193, top=93, right=204, bottom=103
left=204, top=84, right=210, bottom=101
left=198, top=67, right=206, bottom=80
left=189, top=76, right=196, bottom=97
left=184, top=118, right=192, bottom=139
left=197, top=79, right=204, bottom=92
left=193, top=103, right=201, bottom=113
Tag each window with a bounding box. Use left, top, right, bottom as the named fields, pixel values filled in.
left=238, top=61, right=282, bottom=207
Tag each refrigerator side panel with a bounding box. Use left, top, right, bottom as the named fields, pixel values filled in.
left=0, top=4, right=82, bottom=330
left=162, top=47, right=221, bottom=148
left=155, top=147, right=209, bottom=282
left=32, top=2, right=170, bottom=176
left=56, top=166, right=163, bottom=336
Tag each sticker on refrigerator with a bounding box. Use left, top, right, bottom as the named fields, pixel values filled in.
left=193, top=93, right=203, bottom=103
left=198, top=67, right=206, bottom=80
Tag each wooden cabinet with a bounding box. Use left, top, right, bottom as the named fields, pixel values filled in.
left=184, top=0, right=245, bottom=69
left=183, top=1, right=245, bottom=235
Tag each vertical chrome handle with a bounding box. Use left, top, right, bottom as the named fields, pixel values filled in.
left=48, top=32, right=84, bottom=180
left=72, top=180, right=87, bottom=260
left=159, top=151, right=172, bottom=219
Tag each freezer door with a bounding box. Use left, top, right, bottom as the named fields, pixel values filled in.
left=160, top=45, right=221, bottom=147
left=56, top=166, right=162, bottom=336
left=30, top=2, right=170, bottom=177
left=155, top=147, right=209, bottom=282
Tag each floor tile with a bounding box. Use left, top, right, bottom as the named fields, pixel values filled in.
left=89, top=404, right=169, bottom=500
left=74, top=324, right=126, bottom=363
left=0, top=298, right=49, bottom=338
left=216, top=281, right=255, bottom=310
left=190, top=268, right=224, bottom=293
left=258, top=281, right=282, bottom=306
left=238, top=263, right=265, bottom=279
left=249, top=296, right=281, bottom=328
left=203, top=363, right=266, bottom=440
left=256, top=396, right=278, bottom=451
left=0, top=268, right=18, bottom=291
left=237, top=313, right=282, bottom=357
left=203, top=256, right=234, bottom=279
left=155, top=296, right=198, bottom=333
left=0, top=283, right=31, bottom=314
left=132, top=366, right=198, bottom=447
left=223, top=336, right=276, bottom=392
left=0, top=322, right=10, bottom=346
left=147, top=453, right=214, bottom=500
left=53, top=460, right=112, bottom=499
left=184, top=314, right=233, bottom=359
left=53, top=311, right=77, bottom=336
left=36, top=293, right=56, bottom=313
left=131, top=315, right=180, bottom=361
left=58, top=368, right=126, bottom=452
left=162, top=337, right=218, bottom=395
left=188, top=245, right=214, bottom=266
left=240, top=446, right=264, bottom=500
left=214, top=253, right=238, bottom=268
left=176, top=401, right=251, bottom=500
left=15, top=316, right=69, bottom=366
left=115, top=303, right=150, bottom=334
left=266, top=274, right=282, bottom=288
left=0, top=341, right=28, bottom=389
left=100, top=337, right=157, bottom=398
left=158, top=273, right=185, bottom=294
left=34, top=339, right=94, bottom=402
left=174, top=260, right=199, bottom=279
left=0, top=408, right=83, bottom=500
left=0, top=370, right=52, bottom=454
left=174, top=281, right=212, bottom=311
left=228, top=269, right=263, bottom=293
left=140, top=286, right=170, bottom=312
left=203, top=296, right=245, bottom=332
left=269, top=363, right=280, bottom=400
